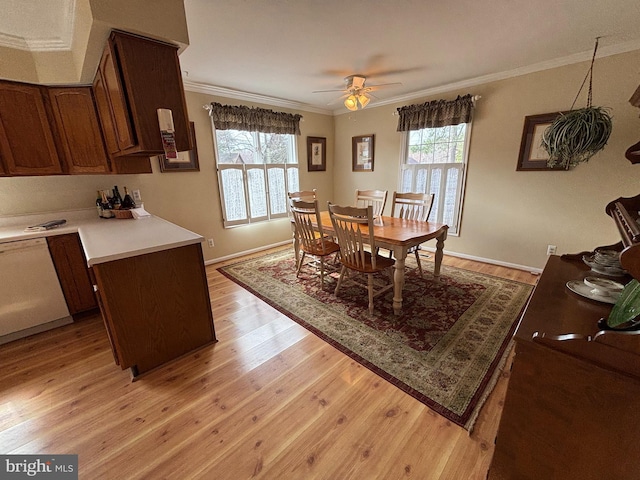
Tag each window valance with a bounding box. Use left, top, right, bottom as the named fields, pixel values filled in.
left=396, top=94, right=475, bottom=131
left=206, top=102, right=302, bottom=135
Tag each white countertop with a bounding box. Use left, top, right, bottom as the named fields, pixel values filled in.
left=0, top=209, right=204, bottom=266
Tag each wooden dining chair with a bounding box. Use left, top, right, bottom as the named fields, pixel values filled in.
left=290, top=199, right=340, bottom=288
left=288, top=189, right=318, bottom=264
left=389, top=191, right=435, bottom=277
left=355, top=189, right=388, bottom=217
left=328, top=202, right=394, bottom=314
left=287, top=189, right=317, bottom=202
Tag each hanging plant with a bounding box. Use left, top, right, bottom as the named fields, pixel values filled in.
left=542, top=38, right=613, bottom=169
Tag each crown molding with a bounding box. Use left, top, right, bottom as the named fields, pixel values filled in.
left=183, top=79, right=334, bottom=115
left=351, top=39, right=640, bottom=112
left=0, top=0, right=76, bottom=52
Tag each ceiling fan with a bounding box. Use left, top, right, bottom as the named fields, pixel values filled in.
left=312, top=74, right=401, bottom=111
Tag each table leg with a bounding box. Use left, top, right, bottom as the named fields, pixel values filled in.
left=392, top=246, right=408, bottom=315
left=433, top=230, right=447, bottom=278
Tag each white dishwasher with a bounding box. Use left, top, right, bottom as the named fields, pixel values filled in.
left=0, top=237, right=72, bottom=345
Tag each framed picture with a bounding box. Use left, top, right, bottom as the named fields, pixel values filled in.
left=159, top=121, right=200, bottom=172
left=352, top=134, right=375, bottom=172
left=516, top=112, right=568, bottom=171
left=307, top=136, right=326, bottom=171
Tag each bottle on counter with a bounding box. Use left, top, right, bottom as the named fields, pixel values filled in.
left=112, top=186, right=123, bottom=210
left=101, top=191, right=115, bottom=218
left=96, top=190, right=104, bottom=217
left=121, top=187, right=136, bottom=209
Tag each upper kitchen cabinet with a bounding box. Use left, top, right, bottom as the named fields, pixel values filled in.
left=0, top=81, right=64, bottom=175
left=46, top=87, right=112, bottom=174
left=93, top=30, right=192, bottom=157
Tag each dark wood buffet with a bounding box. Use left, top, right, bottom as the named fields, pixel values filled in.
left=489, top=201, right=640, bottom=476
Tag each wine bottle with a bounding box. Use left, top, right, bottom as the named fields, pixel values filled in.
left=112, top=186, right=123, bottom=210
left=96, top=190, right=104, bottom=217
left=121, top=187, right=136, bottom=209
left=101, top=191, right=114, bottom=218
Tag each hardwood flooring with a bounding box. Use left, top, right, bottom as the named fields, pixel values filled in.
left=0, top=248, right=538, bottom=479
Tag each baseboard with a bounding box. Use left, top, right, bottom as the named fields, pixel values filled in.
left=0, top=315, right=74, bottom=346
left=206, top=240, right=543, bottom=274
left=204, top=240, right=292, bottom=265
left=420, top=246, right=542, bottom=274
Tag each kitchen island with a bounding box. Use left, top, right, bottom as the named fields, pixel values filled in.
left=0, top=209, right=217, bottom=379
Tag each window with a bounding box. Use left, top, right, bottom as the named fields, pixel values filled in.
left=207, top=102, right=302, bottom=228
left=214, top=129, right=299, bottom=227
left=398, top=123, right=470, bottom=235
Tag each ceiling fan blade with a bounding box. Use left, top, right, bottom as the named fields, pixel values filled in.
left=312, top=88, right=348, bottom=93
left=366, top=82, right=403, bottom=89
left=326, top=93, right=351, bottom=105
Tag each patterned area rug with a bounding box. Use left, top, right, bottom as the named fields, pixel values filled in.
left=219, top=249, right=533, bottom=430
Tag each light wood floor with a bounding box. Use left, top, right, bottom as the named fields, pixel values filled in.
left=0, top=248, right=538, bottom=479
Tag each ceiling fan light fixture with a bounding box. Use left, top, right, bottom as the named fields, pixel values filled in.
left=344, top=95, right=358, bottom=111
left=357, top=94, right=370, bottom=108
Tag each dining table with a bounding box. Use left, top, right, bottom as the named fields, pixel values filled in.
left=295, top=211, right=449, bottom=315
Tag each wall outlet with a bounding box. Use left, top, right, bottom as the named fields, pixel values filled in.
left=546, top=244, right=557, bottom=255
left=207, top=238, right=215, bottom=248
left=132, top=189, right=142, bottom=203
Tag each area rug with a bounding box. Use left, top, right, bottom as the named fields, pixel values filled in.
left=218, top=248, right=533, bottom=431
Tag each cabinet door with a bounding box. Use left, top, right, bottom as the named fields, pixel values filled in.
left=110, top=31, right=191, bottom=154
left=94, top=42, right=136, bottom=154
left=0, top=81, right=63, bottom=175
left=47, top=233, right=98, bottom=315
left=47, top=87, right=111, bottom=174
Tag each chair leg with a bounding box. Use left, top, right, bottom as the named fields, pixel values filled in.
left=296, top=251, right=306, bottom=277
left=334, top=265, right=347, bottom=295
left=367, top=273, right=374, bottom=315
left=415, top=249, right=424, bottom=277
left=319, top=257, right=325, bottom=286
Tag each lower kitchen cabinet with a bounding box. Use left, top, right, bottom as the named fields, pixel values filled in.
left=92, top=242, right=216, bottom=378
left=47, top=233, right=98, bottom=316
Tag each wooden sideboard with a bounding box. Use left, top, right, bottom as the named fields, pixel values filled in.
left=489, top=195, right=640, bottom=479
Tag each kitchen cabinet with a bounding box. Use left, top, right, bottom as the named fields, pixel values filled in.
left=93, top=30, right=191, bottom=157
left=92, top=243, right=216, bottom=378
left=46, top=87, right=112, bottom=174
left=47, top=233, right=98, bottom=316
left=43, top=84, right=153, bottom=175
left=0, top=80, right=64, bottom=175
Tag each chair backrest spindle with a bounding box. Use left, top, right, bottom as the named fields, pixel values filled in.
left=390, top=192, right=435, bottom=222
